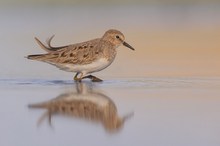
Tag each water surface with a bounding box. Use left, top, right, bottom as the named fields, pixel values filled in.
left=0, top=4, right=220, bottom=146
left=0, top=78, right=220, bottom=146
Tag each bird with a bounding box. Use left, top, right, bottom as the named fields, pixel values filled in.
left=27, top=29, right=135, bottom=82
left=28, top=82, right=133, bottom=132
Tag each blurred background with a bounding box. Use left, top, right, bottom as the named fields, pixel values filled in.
left=0, top=0, right=220, bottom=79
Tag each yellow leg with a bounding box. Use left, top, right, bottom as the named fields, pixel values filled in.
left=74, top=72, right=83, bottom=82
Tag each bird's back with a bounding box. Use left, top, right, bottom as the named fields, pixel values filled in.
left=27, top=38, right=117, bottom=65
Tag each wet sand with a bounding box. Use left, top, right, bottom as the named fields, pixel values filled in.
left=0, top=78, right=220, bottom=146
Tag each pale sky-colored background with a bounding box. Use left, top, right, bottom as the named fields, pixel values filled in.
left=0, top=0, right=220, bottom=79
left=1, top=2, right=220, bottom=146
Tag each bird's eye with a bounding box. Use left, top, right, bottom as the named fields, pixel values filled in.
left=116, top=35, right=120, bottom=39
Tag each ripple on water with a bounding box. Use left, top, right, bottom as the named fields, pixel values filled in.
left=0, top=78, right=220, bottom=89
left=0, top=79, right=74, bottom=86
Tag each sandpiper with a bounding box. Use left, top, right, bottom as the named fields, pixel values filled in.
left=27, top=29, right=134, bottom=82
left=28, top=82, right=133, bottom=131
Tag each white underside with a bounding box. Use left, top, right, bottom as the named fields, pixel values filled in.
left=57, top=58, right=112, bottom=75
left=63, top=93, right=110, bottom=107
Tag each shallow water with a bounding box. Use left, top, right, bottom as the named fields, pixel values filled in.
left=0, top=3, right=220, bottom=146
left=0, top=78, right=220, bottom=146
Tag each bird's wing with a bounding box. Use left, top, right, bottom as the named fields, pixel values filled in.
left=35, top=35, right=69, bottom=52
left=27, top=38, right=102, bottom=65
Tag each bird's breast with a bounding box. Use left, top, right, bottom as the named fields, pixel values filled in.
left=61, top=57, right=114, bottom=74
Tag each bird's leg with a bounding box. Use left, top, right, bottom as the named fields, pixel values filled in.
left=74, top=72, right=83, bottom=82
left=36, top=110, right=54, bottom=129
left=82, top=75, right=103, bottom=82
left=73, top=73, right=79, bottom=81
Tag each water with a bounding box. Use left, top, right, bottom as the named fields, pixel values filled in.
left=0, top=4, right=220, bottom=146
left=0, top=78, right=220, bottom=146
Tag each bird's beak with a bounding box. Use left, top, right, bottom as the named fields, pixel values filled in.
left=123, top=41, right=135, bottom=51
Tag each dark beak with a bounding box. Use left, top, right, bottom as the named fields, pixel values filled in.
left=123, top=41, right=135, bottom=51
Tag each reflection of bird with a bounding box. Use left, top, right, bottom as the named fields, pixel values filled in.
left=27, top=29, right=134, bottom=82
left=28, top=82, right=133, bottom=132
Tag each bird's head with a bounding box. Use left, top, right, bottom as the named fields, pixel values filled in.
left=102, top=29, right=135, bottom=50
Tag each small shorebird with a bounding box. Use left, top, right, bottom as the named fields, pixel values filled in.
left=28, top=82, right=133, bottom=132
left=27, top=29, right=134, bottom=82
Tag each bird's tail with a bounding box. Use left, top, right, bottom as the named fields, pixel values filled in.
left=26, top=54, right=46, bottom=61
left=28, top=102, right=50, bottom=109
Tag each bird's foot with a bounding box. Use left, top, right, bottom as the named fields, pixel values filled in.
left=74, top=78, right=82, bottom=82
left=74, top=73, right=82, bottom=82
left=82, top=75, right=103, bottom=82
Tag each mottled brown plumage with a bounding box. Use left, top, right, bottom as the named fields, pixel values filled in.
left=28, top=82, right=133, bottom=132
left=27, top=29, right=134, bottom=81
